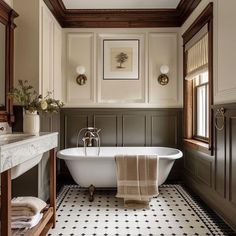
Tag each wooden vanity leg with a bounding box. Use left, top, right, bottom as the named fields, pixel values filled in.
left=1, top=169, right=12, bottom=236
left=49, top=148, right=56, bottom=228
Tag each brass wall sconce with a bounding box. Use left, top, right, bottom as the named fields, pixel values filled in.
left=158, top=65, right=169, bottom=86
left=76, top=66, right=87, bottom=85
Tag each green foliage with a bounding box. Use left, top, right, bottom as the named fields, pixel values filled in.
left=9, top=80, right=64, bottom=114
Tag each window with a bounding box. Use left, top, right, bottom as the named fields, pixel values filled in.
left=193, top=71, right=209, bottom=141
left=182, top=3, right=213, bottom=152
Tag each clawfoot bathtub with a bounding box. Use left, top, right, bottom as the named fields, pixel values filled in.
left=57, top=146, right=182, bottom=188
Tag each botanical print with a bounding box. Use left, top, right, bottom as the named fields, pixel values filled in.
left=111, top=48, right=133, bottom=72
left=103, top=39, right=139, bottom=80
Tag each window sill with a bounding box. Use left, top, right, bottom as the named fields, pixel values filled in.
left=184, top=139, right=212, bottom=155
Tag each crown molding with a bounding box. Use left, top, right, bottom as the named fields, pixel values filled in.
left=177, top=0, right=202, bottom=26
left=43, top=0, right=201, bottom=28
left=0, top=0, right=18, bottom=23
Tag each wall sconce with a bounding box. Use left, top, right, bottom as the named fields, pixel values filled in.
left=76, top=66, right=87, bottom=85
left=158, top=65, right=169, bottom=86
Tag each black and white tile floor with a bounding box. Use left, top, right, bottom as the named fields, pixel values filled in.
left=48, top=185, right=235, bottom=236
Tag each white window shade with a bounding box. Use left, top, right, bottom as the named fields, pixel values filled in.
left=185, top=33, right=208, bottom=80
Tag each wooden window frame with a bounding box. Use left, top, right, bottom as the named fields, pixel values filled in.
left=182, top=3, right=213, bottom=154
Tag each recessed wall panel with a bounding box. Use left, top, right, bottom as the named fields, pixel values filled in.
left=215, top=1, right=236, bottom=103
left=94, top=115, right=118, bottom=146
left=215, top=127, right=226, bottom=198
left=66, top=33, right=95, bottom=104
left=230, top=117, right=236, bottom=206
left=65, top=115, right=89, bottom=148
left=196, top=158, right=212, bottom=187
left=151, top=115, right=177, bottom=147
left=122, top=115, right=146, bottom=146
left=97, top=33, right=145, bottom=104
left=149, top=33, right=178, bottom=105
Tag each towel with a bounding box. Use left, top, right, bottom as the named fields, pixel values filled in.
left=115, top=155, right=159, bottom=208
left=11, top=212, right=43, bottom=229
left=11, top=197, right=47, bottom=217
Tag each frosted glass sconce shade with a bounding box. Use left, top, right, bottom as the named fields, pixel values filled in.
left=160, top=65, right=169, bottom=74
left=76, top=66, right=86, bottom=75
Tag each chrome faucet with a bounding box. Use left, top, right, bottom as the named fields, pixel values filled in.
left=76, top=127, right=101, bottom=156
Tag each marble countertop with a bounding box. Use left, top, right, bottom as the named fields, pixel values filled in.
left=0, top=132, right=58, bottom=173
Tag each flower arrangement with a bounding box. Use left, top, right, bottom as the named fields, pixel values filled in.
left=9, top=80, right=64, bottom=113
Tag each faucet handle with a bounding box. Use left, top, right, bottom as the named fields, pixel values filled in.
left=97, top=129, right=101, bottom=134
left=82, top=137, right=89, bottom=141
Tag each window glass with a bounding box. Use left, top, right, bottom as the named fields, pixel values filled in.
left=194, top=71, right=209, bottom=140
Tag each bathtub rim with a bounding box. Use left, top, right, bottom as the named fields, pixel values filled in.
left=57, top=146, right=183, bottom=160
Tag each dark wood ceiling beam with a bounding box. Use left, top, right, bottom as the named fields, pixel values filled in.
left=62, top=10, right=180, bottom=28
left=43, top=0, right=201, bottom=28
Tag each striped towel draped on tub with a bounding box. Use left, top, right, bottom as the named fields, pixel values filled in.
left=115, top=155, right=159, bottom=208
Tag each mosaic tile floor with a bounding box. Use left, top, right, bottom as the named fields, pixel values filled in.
left=48, top=185, right=235, bottom=236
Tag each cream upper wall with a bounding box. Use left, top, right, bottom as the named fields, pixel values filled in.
left=3, top=0, right=13, bottom=7
left=14, top=0, right=62, bottom=99
left=215, top=0, right=236, bottom=104
left=180, top=0, right=236, bottom=104
left=14, top=0, right=40, bottom=92
left=11, top=0, right=236, bottom=109
left=63, top=28, right=181, bottom=108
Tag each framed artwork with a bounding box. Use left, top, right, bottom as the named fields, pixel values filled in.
left=103, top=39, right=139, bottom=80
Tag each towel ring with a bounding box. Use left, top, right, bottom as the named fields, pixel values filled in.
left=215, top=107, right=225, bottom=131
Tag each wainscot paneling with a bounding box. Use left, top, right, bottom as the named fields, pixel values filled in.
left=122, top=115, right=146, bottom=146
left=66, top=33, right=95, bottom=104
left=148, top=33, right=178, bottom=105
left=60, top=108, right=183, bottom=182
left=184, top=103, right=236, bottom=231
left=214, top=1, right=236, bottom=104
left=184, top=148, right=213, bottom=188
left=61, top=108, right=182, bottom=148
left=94, top=115, right=118, bottom=146
left=215, top=116, right=226, bottom=198
left=229, top=115, right=236, bottom=207
left=63, top=29, right=181, bottom=108
left=151, top=115, right=177, bottom=147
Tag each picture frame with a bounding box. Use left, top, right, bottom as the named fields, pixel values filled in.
left=103, top=39, right=139, bottom=80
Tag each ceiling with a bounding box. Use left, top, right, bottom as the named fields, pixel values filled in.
left=61, top=0, right=181, bottom=10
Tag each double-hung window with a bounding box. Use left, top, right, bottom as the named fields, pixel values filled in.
left=183, top=4, right=213, bottom=152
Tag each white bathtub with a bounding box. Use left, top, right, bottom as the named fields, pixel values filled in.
left=57, top=147, right=183, bottom=188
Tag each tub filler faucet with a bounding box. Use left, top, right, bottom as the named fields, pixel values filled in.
left=76, top=127, right=101, bottom=156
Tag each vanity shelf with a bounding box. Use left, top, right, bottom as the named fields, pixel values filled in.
left=12, top=206, right=54, bottom=236
left=0, top=134, right=58, bottom=236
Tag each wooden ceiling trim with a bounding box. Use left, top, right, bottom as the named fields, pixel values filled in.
left=43, top=0, right=65, bottom=25
left=43, top=0, right=201, bottom=28
left=177, top=0, right=202, bottom=25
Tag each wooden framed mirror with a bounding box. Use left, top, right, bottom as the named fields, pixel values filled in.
left=0, top=0, right=18, bottom=124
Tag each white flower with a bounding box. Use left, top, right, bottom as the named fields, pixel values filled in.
left=40, top=100, right=48, bottom=110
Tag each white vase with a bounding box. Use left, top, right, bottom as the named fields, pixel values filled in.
left=23, top=110, right=40, bottom=134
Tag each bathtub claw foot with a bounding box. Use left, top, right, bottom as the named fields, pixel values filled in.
left=88, top=185, right=95, bottom=202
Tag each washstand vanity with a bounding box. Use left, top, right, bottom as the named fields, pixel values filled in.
left=0, top=1, right=57, bottom=235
